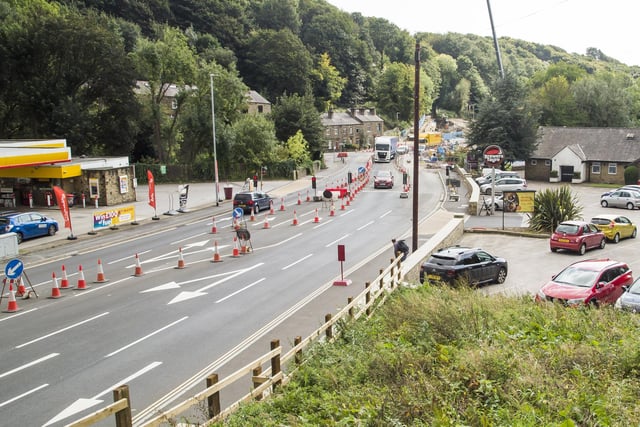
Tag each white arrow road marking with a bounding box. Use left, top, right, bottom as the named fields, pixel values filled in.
left=16, top=312, right=109, bottom=349
left=183, top=240, right=210, bottom=248
left=326, top=234, right=350, bottom=247
left=105, top=318, right=187, bottom=358
left=43, top=361, right=162, bottom=427
left=282, top=254, right=313, bottom=270
left=168, top=263, right=264, bottom=305
left=140, top=281, right=181, bottom=292
left=0, top=353, right=59, bottom=380
left=0, top=384, right=48, bottom=409
left=215, top=278, right=265, bottom=303
left=141, top=270, right=243, bottom=294
left=108, top=249, right=152, bottom=265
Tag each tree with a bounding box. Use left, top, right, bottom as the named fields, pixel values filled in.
left=467, top=73, right=540, bottom=161
left=532, top=76, right=584, bottom=126
left=374, top=62, right=433, bottom=123
left=310, top=53, right=346, bottom=112
left=279, top=130, right=311, bottom=168
left=572, top=73, right=632, bottom=127
left=229, top=114, right=278, bottom=176
left=271, top=93, right=324, bottom=161
left=252, top=0, right=301, bottom=34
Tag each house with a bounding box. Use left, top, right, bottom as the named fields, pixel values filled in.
left=246, top=90, right=271, bottom=115
left=526, top=126, right=640, bottom=185
left=320, top=108, right=384, bottom=150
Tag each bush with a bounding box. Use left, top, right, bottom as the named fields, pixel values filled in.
left=528, top=186, right=582, bottom=233
left=624, top=165, right=638, bottom=185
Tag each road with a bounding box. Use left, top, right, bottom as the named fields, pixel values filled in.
left=0, top=152, right=446, bottom=426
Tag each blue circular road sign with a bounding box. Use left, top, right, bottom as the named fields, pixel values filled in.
left=233, top=208, right=244, bottom=219
left=5, top=259, right=23, bottom=279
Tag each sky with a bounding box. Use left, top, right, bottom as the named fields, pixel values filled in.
left=325, top=0, right=640, bottom=67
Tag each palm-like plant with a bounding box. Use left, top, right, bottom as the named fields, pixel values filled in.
left=528, top=186, right=582, bottom=233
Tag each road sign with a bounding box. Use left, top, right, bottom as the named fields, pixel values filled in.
left=5, top=259, right=23, bottom=279
left=233, top=208, right=244, bottom=219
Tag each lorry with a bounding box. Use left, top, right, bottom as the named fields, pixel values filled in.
left=374, top=136, right=399, bottom=162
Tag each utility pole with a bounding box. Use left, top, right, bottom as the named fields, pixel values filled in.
left=412, top=41, right=420, bottom=252
left=486, top=0, right=505, bottom=78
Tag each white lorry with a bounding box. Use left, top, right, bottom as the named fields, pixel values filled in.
left=374, top=136, right=399, bottom=163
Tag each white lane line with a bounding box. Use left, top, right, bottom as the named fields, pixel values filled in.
left=326, top=234, right=350, bottom=247
left=258, top=233, right=302, bottom=250
left=0, top=384, right=48, bottom=409
left=0, top=353, right=59, bottom=379
left=0, top=308, right=38, bottom=323
left=215, top=278, right=266, bottom=303
left=357, top=220, right=374, bottom=231
left=105, top=317, right=188, bottom=358
left=312, top=219, right=332, bottom=229
left=340, top=209, right=355, bottom=216
left=282, top=254, right=313, bottom=270
left=16, top=312, right=110, bottom=349
left=379, top=209, right=392, bottom=218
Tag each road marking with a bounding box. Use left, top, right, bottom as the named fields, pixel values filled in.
left=16, top=312, right=109, bottom=349
left=108, top=249, right=152, bottom=265
left=357, top=220, right=374, bottom=231
left=379, top=209, right=392, bottom=218
left=312, top=219, right=332, bottom=229
left=0, top=383, right=48, bottom=409
left=0, top=353, right=59, bottom=379
left=282, top=254, right=313, bottom=270
left=105, top=317, right=188, bottom=358
left=216, top=278, right=266, bottom=303
left=0, top=308, right=38, bottom=323
left=326, top=234, right=350, bottom=247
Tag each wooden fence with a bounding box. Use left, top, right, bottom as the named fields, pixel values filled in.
left=66, top=256, right=404, bottom=427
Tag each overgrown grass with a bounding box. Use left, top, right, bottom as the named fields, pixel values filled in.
left=212, top=285, right=640, bottom=426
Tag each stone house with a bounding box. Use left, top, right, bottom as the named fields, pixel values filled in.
left=246, top=90, right=271, bottom=115
left=320, top=108, right=384, bottom=150
left=526, top=126, right=640, bottom=185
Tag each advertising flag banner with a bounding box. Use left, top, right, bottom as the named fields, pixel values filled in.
left=52, top=186, right=72, bottom=229
left=147, top=170, right=156, bottom=209
left=179, top=184, right=189, bottom=211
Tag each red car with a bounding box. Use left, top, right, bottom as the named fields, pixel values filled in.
left=373, top=170, right=394, bottom=189
left=549, top=220, right=606, bottom=255
left=535, top=259, right=633, bottom=306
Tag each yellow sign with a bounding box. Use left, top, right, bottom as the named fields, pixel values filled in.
left=502, top=191, right=535, bottom=213
left=92, top=206, right=136, bottom=231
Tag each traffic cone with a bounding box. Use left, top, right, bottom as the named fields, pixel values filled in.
left=292, top=210, right=298, bottom=226
left=250, top=211, right=256, bottom=222
left=2, top=281, right=20, bottom=313
left=95, top=259, right=107, bottom=283
left=59, top=264, right=70, bottom=289
left=134, top=253, right=144, bottom=277
left=269, top=200, right=275, bottom=215
left=233, top=217, right=241, bottom=230
left=210, top=216, right=218, bottom=234
left=211, top=240, right=222, bottom=263
left=76, top=265, right=88, bottom=290
left=263, top=214, right=270, bottom=229
left=279, top=197, right=285, bottom=211
left=306, top=190, right=311, bottom=202
left=330, top=203, right=335, bottom=217
left=340, top=200, right=346, bottom=210
left=297, top=192, right=301, bottom=205
left=176, top=247, right=186, bottom=269
left=231, top=237, right=240, bottom=258
left=313, top=208, right=320, bottom=223
left=48, top=272, right=62, bottom=299
left=240, top=240, right=248, bottom=254
left=16, top=277, right=26, bottom=297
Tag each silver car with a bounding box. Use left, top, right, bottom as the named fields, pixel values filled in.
left=480, top=177, right=527, bottom=195
left=600, top=189, right=640, bottom=210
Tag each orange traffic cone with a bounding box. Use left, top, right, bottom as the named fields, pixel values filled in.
left=292, top=210, right=298, bottom=226
left=176, top=247, right=186, bottom=269
left=297, top=192, right=302, bottom=205
left=2, top=280, right=20, bottom=313
left=231, top=237, right=240, bottom=258
left=211, top=216, right=218, bottom=234
left=134, top=253, right=144, bottom=277
left=263, top=214, right=270, bottom=229
left=279, top=197, right=285, bottom=211
left=211, top=240, right=222, bottom=263
left=313, top=208, right=320, bottom=223
left=95, top=259, right=107, bottom=283
left=269, top=200, right=275, bottom=215
left=16, top=277, right=26, bottom=297
left=60, top=264, right=70, bottom=289
left=340, top=200, right=346, bottom=210
left=250, top=211, right=256, bottom=222
left=306, top=190, right=311, bottom=202
left=48, top=272, right=62, bottom=299
left=329, top=204, right=335, bottom=217
left=76, top=265, right=88, bottom=290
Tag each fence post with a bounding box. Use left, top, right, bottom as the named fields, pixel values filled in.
left=347, top=297, right=354, bottom=318
left=113, top=385, right=132, bottom=427
left=325, top=313, right=333, bottom=340
left=294, top=336, right=302, bottom=365
left=365, top=282, right=371, bottom=316
left=380, top=269, right=385, bottom=291
left=206, top=373, right=221, bottom=419
left=270, top=339, right=281, bottom=390
left=252, top=366, right=263, bottom=401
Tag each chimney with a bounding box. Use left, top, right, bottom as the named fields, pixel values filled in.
left=370, top=107, right=376, bottom=116
left=328, top=109, right=333, bottom=119
left=349, top=108, right=356, bottom=117
left=358, top=108, right=365, bottom=115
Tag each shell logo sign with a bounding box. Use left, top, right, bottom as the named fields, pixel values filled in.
left=483, top=145, right=504, bottom=167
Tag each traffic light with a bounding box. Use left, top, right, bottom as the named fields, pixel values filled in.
left=311, top=176, right=316, bottom=189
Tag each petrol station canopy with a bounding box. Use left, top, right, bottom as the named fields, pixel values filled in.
left=0, top=139, right=80, bottom=179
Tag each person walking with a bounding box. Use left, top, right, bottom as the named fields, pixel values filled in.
left=392, top=238, right=409, bottom=261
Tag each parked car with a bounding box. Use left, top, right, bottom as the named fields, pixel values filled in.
left=0, top=211, right=59, bottom=244
left=535, top=258, right=633, bottom=307
left=232, top=191, right=272, bottom=214
left=550, top=220, right=606, bottom=255
left=480, top=177, right=527, bottom=195
left=590, top=214, right=637, bottom=243
left=600, top=185, right=640, bottom=198
left=600, top=189, right=640, bottom=210
left=373, top=170, right=394, bottom=189
left=615, top=277, right=640, bottom=312
left=475, top=171, right=520, bottom=186
left=419, top=246, right=508, bottom=286
left=396, top=144, right=408, bottom=155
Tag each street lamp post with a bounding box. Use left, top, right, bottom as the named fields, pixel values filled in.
left=210, top=73, right=219, bottom=206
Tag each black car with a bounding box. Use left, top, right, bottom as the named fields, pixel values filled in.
left=420, top=246, right=508, bottom=286
left=232, top=191, right=272, bottom=214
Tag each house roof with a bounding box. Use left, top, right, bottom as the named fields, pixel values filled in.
left=246, top=90, right=270, bottom=105
left=533, top=126, right=640, bottom=162
left=320, top=109, right=383, bottom=127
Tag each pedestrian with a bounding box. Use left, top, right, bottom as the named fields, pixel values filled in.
left=253, top=174, right=258, bottom=190
left=392, top=238, right=409, bottom=261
